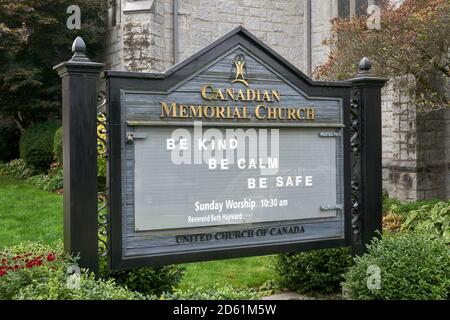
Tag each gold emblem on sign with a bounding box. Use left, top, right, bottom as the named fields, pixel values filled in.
left=231, top=54, right=249, bottom=87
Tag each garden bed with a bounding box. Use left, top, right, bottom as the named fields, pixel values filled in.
left=1, top=173, right=449, bottom=300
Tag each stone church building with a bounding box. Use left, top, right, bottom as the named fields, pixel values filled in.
left=103, top=0, right=450, bottom=201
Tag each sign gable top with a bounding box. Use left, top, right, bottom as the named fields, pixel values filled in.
left=170, top=46, right=313, bottom=100
left=106, top=27, right=351, bottom=93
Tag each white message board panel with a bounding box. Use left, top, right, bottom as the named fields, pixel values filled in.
left=134, top=126, right=338, bottom=231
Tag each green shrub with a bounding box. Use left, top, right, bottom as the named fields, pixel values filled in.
left=15, top=271, right=146, bottom=300
left=274, top=247, right=352, bottom=294
left=0, top=159, right=36, bottom=179
left=0, top=126, right=20, bottom=163
left=383, top=197, right=441, bottom=217
left=20, top=121, right=59, bottom=171
left=342, top=234, right=450, bottom=300
left=402, top=201, right=450, bottom=244
left=0, top=242, right=146, bottom=300
left=382, top=212, right=404, bottom=233
left=163, top=283, right=261, bottom=300
left=100, top=259, right=185, bottom=296
left=53, top=127, right=63, bottom=166
left=0, top=242, right=69, bottom=300
left=258, top=279, right=282, bottom=296
left=27, top=168, right=63, bottom=192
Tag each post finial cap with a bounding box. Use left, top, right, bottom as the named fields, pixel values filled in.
left=348, top=56, right=387, bottom=85
left=70, top=37, right=90, bottom=62
left=358, top=57, right=372, bottom=73
left=53, top=36, right=105, bottom=74
left=72, top=36, right=86, bottom=54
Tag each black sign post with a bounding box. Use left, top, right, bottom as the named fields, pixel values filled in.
left=54, top=37, right=104, bottom=274
left=349, top=58, right=387, bottom=255
left=55, top=28, right=385, bottom=273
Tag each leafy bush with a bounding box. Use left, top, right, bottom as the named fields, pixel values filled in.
left=53, top=127, right=63, bottom=166
left=163, top=283, right=261, bottom=300
left=0, top=126, right=20, bottom=163
left=15, top=271, right=146, bottom=300
left=382, top=197, right=398, bottom=215
left=274, top=247, right=352, bottom=294
left=402, top=201, right=450, bottom=244
left=0, top=242, right=68, bottom=300
left=0, top=159, right=36, bottom=179
left=342, top=234, right=450, bottom=300
left=0, top=242, right=145, bottom=300
left=383, top=197, right=441, bottom=217
left=100, top=258, right=185, bottom=296
left=382, top=212, right=404, bottom=233
left=26, top=168, right=63, bottom=192
left=20, top=121, right=60, bottom=171
left=258, top=279, right=282, bottom=296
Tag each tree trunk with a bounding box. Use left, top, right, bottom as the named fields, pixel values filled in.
left=12, top=114, right=26, bottom=134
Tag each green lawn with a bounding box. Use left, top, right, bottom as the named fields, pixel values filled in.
left=0, top=174, right=275, bottom=289
left=0, top=175, right=63, bottom=248
left=179, top=256, right=275, bottom=290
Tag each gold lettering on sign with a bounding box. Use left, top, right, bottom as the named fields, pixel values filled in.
left=236, top=90, right=245, bottom=101
left=254, top=105, right=265, bottom=120
left=201, top=84, right=215, bottom=100
left=179, top=105, right=188, bottom=118
left=216, top=106, right=225, bottom=119
left=307, top=108, right=315, bottom=120
left=246, top=89, right=255, bottom=101
left=272, top=90, right=280, bottom=102
left=161, top=55, right=319, bottom=121
left=161, top=101, right=316, bottom=121
left=161, top=102, right=177, bottom=117
left=199, top=85, right=282, bottom=103
left=204, top=106, right=215, bottom=119
left=267, top=106, right=277, bottom=119
left=262, top=90, right=271, bottom=102
left=216, top=89, right=226, bottom=101
left=161, top=103, right=257, bottom=120
left=226, top=89, right=235, bottom=101
left=233, top=107, right=242, bottom=119
left=288, top=108, right=296, bottom=120
left=253, top=105, right=316, bottom=120
left=189, top=105, right=202, bottom=118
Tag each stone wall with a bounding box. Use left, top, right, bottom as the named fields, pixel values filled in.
left=121, top=1, right=169, bottom=72
left=105, top=0, right=308, bottom=72
left=103, top=0, right=124, bottom=70
left=103, top=0, right=341, bottom=73
left=310, top=0, right=337, bottom=69
left=176, top=0, right=305, bottom=70
left=104, top=25, right=123, bottom=70
left=382, top=76, right=450, bottom=201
